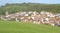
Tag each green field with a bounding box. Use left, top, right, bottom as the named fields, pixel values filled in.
left=0, top=20, right=60, bottom=33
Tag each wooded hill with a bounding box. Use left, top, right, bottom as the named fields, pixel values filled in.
left=0, top=3, right=60, bottom=15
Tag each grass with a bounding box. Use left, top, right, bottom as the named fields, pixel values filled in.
left=0, top=20, right=60, bottom=33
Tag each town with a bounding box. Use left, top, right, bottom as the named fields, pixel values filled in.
left=0, top=11, right=60, bottom=26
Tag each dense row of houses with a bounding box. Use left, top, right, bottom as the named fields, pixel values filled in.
left=0, top=11, right=60, bottom=26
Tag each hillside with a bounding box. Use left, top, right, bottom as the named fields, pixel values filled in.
left=0, top=3, right=60, bottom=15
left=0, top=20, right=60, bottom=33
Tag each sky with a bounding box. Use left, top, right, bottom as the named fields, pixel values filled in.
left=0, top=0, right=60, bottom=6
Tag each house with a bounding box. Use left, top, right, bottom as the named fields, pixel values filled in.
left=0, top=11, right=60, bottom=26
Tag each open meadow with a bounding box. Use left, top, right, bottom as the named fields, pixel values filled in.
left=0, top=20, right=60, bottom=33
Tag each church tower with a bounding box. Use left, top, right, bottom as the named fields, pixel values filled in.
left=5, top=11, right=9, bottom=16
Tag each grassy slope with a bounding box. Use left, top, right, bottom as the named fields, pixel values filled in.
left=0, top=20, right=60, bottom=33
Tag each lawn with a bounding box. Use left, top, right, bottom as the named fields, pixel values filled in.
left=0, top=20, right=60, bottom=33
